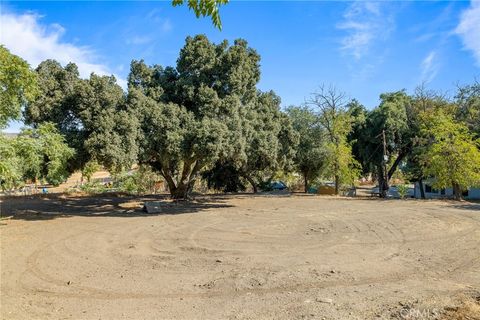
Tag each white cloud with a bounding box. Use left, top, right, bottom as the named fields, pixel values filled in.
left=126, top=35, right=152, bottom=45
left=455, top=0, right=480, bottom=66
left=159, top=19, right=172, bottom=34
left=124, top=10, right=172, bottom=47
left=145, top=9, right=172, bottom=33
left=337, top=2, right=394, bottom=60
left=421, top=51, right=439, bottom=83
left=0, top=11, right=126, bottom=88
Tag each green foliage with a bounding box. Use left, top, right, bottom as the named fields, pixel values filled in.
left=117, top=175, right=138, bottom=194
left=396, top=184, right=409, bottom=199
left=15, top=123, right=75, bottom=186
left=402, top=87, right=452, bottom=186
left=0, top=123, right=73, bottom=189
left=13, top=133, right=42, bottom=183
left=25, top=60, right=138, bottom=174
left=455, top=80, right=480, bottom=136
left=286, top=105, right=325, bottom=192
left=130, top=35, right=294, bottom=198
left=82, top=161, right=100, bottom=182
left=366, top=91, right=411, bottom=167
left=257, top=179, right=274, bottom=192
left=6, top=37, right=479, bottom=203
left=114, top=166, right=163, bottom=195
left=0, top=46, right=38, bottom=129
left=347, top=99, right=368, bottom=172
left=420, top=110, right=480, bottom=199
left=215, top=91, right=298, bottom=192
left=172, top=0, right=229, bottom=29
left=272, top=171, right=300, bottom=190
left=346, top=84, right=480, bottom=200
left=323, top=140, right=361, bottom=187
left=308, top=85, right=360, bottom=193
left=79, top=181, right=108, bottom=194
left=202, top=161, right=246, bottom=192
left=0, top=134, right=22, bottom=190
left=349, top=90, right=413, bottom=196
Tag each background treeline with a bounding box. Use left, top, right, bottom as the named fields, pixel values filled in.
left=1, top=35, right=480, bottom=200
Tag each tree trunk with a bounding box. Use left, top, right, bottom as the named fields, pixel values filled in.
left=387, top=150, right=407, bottom=180
left=452, top=182, right=462, bottom=201
left=187, top=177, right=197, bottom=195
left=244, top=175, right=258, bottom=193
left=377, top=166, right=387, bottom=198
left=334, top=175, right=339, bottom=195
left=303, top=172, right=308, bottom=193
left=418, top=179, right=426, bottom=199
left=155, top=160, right=199, bottom=200
left=333, top=157, right=340, bottom=195
left=161, top=173, right=184, bottom=200
left=170, top=183, right=189, bottom=200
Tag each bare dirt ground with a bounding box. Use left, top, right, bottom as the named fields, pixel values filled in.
left=1, top=194, right=479, bottom=320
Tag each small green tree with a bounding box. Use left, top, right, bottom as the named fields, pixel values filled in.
left=0, top=46, right=38, bottom=129
left=82, top=160, right=100, bottom=183
left=15, top=123, right=75, bottom=186
left=323, top=139, right=361, bottom=189
left=420, top=111, right=480, bottom=200
left=286, top=105, right=325, bottom=193
left=397, top=184, right=409, bottom=199
left=13, top=133, right=42, bottom=183
left=0, top=134, right=22, bottom=191
left=308, top=85, right=360, bottom=194
left=403, top=86, right=453, bottom=199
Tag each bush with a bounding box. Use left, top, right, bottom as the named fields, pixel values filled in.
left=79, top=181, right=107, bottom=194
left=114, top=166, right=163, bottom=195
left=397, top=184, right=409, bottom=199
left=82, top=161, right=100, bottom=182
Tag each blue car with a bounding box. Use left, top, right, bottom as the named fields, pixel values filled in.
left=270, top=181, right=287, bottom=190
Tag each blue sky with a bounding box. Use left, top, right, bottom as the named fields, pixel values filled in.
left=1, top=1, right=480, bottom=132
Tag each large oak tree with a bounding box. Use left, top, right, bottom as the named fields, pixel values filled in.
left=129, top=35, right=293, bottom=199
left=25, top=60, right=138, bottom=175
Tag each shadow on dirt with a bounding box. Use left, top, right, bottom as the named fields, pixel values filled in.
left=449, top=201, right=480, bottom=211
left=4, top=191, right=478, bottom=222
left=0, top=193, right=234, bottom=221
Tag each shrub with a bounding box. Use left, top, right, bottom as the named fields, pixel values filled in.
left=79, top=181, right=106, bottom=194
left=397, top=184, right=410, bottom=199
left=114, top=166, right=163, bottom=195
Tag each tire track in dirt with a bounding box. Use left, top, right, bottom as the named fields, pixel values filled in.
left=4, top=196, right=479, bottom=319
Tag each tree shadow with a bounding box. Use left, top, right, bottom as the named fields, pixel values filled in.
left=1, top=193, right=234, bottom=221
left=449, top=200, right=480, bottom=211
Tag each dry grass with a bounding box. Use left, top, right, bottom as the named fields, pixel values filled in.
left=442, top=295, right=480, bottom=320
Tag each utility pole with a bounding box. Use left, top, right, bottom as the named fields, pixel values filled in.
left=381, top=129, right=389, bottom=198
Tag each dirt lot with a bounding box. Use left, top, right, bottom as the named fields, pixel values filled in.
left=1, top=194, right=479, bottom=319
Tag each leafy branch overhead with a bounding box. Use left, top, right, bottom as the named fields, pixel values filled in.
left=172, top=0, right=229, bottom=29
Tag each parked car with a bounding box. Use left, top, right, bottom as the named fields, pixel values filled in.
left=371, top=185, right=414, bottom=198
left=270, top=181, right=287, bottom=191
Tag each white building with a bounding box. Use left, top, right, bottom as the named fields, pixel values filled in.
left=414, top=182, right=480, bottom=200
